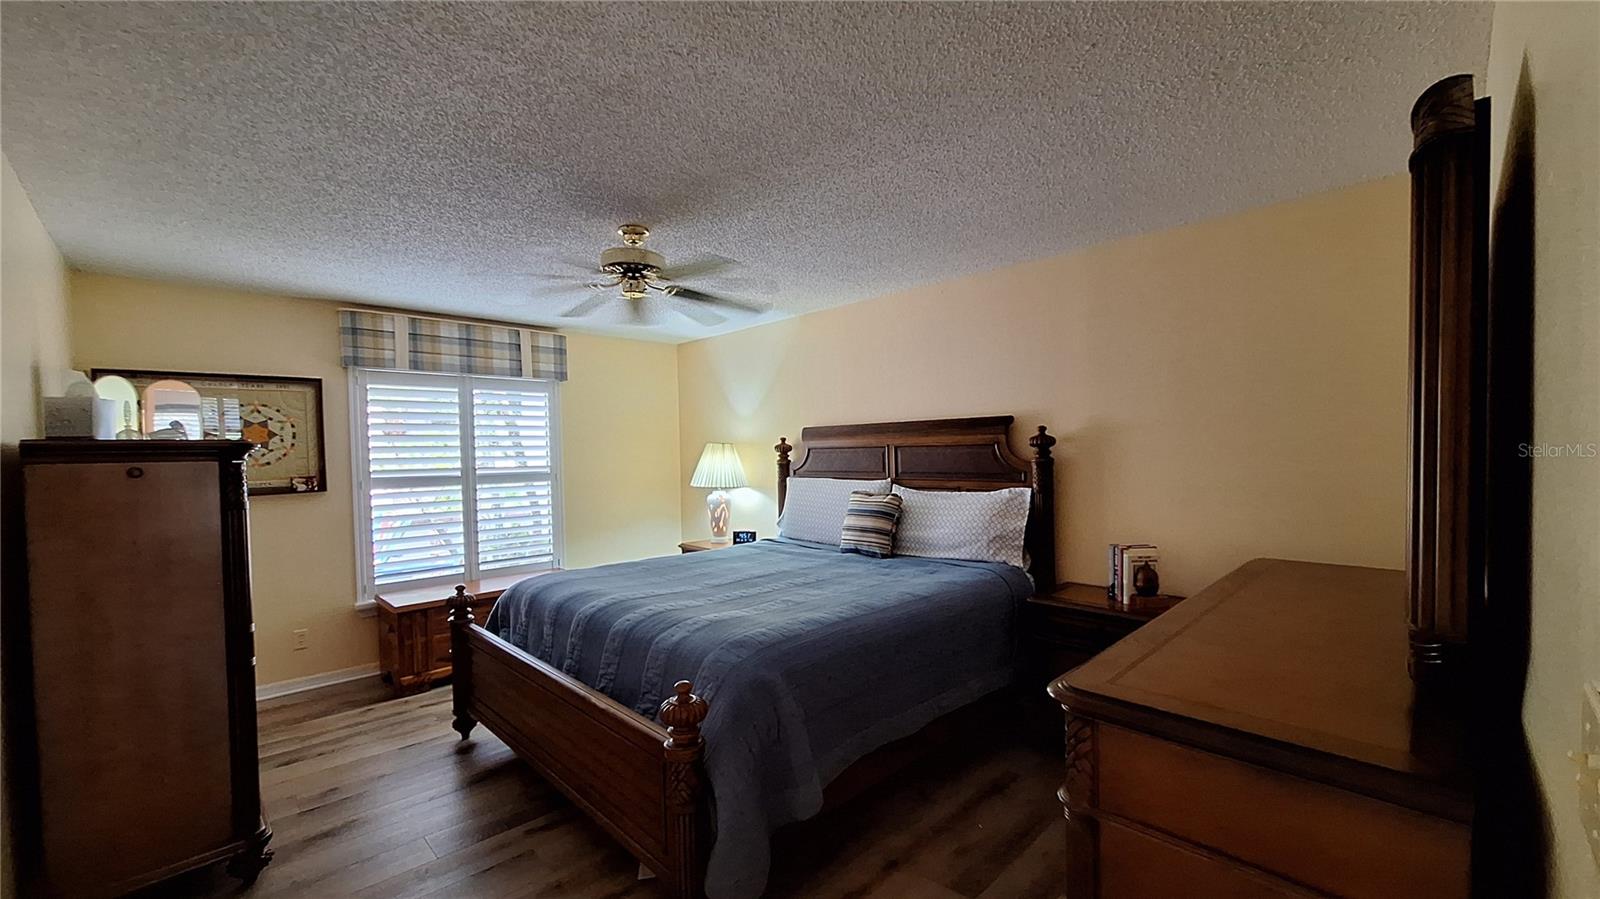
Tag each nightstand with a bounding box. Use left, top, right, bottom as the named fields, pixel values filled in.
left=376, top=569, right=559, bottom=696
left=1024, top=583, right=1184, bottom=689
left=679, top=539, right=737, bottom=553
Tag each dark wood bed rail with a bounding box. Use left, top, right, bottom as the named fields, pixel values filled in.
left=777, top=416, right=1056, bottom=589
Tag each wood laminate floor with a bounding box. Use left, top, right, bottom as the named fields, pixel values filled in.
left=159, top=679, right=1066, bottom=899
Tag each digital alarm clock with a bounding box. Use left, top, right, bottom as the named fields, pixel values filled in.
left=732, top=530, right=757, bottom=545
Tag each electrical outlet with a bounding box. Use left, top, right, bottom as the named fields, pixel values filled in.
left=1579, top=682, right=1600, bottom=869
left=292, top=628, right=309, bottom=651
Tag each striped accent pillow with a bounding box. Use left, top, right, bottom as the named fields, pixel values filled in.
left=839, top=491, right=904, bottom=559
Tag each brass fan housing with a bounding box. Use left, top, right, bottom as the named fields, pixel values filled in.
left=599, top=224, right=664, bottom=281
left=599, top=245, right=665, bottom=278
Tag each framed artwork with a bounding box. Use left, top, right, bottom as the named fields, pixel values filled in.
left=90, top=368, right=328, bottom=495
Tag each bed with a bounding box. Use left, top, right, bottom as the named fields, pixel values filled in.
left=446, top=416, right=1057, bottom=898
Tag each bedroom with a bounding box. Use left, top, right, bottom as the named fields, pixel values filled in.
left=0, top=2, right=1595, bottom=898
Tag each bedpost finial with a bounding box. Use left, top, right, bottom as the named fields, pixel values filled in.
left=448, top=584, right=476, bottom=626
left=1029, top=425, right=1056, bottom=458
left=659, top=680, right=710, bottom=749
left=776, top=438, right=794, bottom=517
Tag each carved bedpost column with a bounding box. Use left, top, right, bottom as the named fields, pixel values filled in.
left=1406, top=74, right=1486, bottom=689
left=775, top=437, right=793, bottom=517
left=1060, top=710, right=1099, bottom=898
left=447, top=585, right=477, bottom=741
left=658, top=680, right=710, bottom=899
left=1028, top=426, right=1057, bottom=591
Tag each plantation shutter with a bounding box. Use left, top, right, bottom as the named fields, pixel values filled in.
left=364, top=378, right=467, bottom=585
left=355, top=369, right=560, bottom=600
left=472, top=381, right=557, bottom=571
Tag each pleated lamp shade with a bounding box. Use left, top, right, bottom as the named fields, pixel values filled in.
left=689, top=442, right=749, bottom=489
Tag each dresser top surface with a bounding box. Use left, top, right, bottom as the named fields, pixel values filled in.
left=21, top=437, right=254, bottom=462
left=1054, top=558, right=1470, bottom=812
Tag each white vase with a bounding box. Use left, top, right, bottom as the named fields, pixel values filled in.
left=706, top=489, right=731, bottom=542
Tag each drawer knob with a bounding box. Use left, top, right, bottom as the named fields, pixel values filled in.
left=126, top=466, right=144, bottom=479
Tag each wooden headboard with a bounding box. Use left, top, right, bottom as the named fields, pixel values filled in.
left=775, top=416, right=1056, bottom=590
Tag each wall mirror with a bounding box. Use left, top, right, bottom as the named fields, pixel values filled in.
left=141, top=379, right=203, bottom=439
left=92, top=375, right=142, bottom=438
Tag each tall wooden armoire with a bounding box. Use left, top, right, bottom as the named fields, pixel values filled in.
left=14, top=439, right=271, bottom=897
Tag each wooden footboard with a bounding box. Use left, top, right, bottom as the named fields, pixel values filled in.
left=447, top=588, right=710, bottom=898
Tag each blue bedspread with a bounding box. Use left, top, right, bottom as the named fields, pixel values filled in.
left=484, top=538, right=1031, bottom=899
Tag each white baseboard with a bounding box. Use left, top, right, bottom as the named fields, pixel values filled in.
left=256, top=664, right=381, bottom=702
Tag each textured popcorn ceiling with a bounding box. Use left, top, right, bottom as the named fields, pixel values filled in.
left=0, top=2, right=1490, bottom=341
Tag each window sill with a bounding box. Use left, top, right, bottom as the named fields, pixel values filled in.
left=354, top=600, right=378, bottom=617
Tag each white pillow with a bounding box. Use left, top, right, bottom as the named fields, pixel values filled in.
left=778, top=477, right=892, bottom=545
left=890, top=484, right=1031, bottom=568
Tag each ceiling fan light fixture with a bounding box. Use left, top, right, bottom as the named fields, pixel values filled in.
left=532, top=223, right=767, bottom=327
left=621, top=278, right=649, bottom=300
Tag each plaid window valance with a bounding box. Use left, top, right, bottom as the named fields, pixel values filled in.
left=338, top=309, right=568, bottom=381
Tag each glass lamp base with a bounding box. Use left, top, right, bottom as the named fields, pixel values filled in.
left=706, top=489, right=732, bottom=542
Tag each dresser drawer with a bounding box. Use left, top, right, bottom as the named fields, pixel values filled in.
left=1100, top=818, right=1310, bottom=899
left=1025, top=606, right=1137, bottom=647
left=1096, top=725, right=1470, bottom=899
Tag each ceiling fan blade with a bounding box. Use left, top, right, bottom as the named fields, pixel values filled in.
left=516, top=271, right=599, bottom=283
left=667, top=298, right=726, bottom=327
left=537, top=276, right=618, bottom=298
left=488, top=267, right=584, bottom=277
left=535, top=285, right=601, bottom=303
left=536, top=255, right=604, bottom=274
left=475, top=256, right=599, bottom=278
left=665, top=285, right=769, bottom=313
left=660, top=254, right=738, bottom=282
left=560, top=293, right=611, bottom=318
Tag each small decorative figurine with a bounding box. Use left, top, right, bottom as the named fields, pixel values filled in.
left=1133, top=561, right=1161, bottom=598
left=147, top=419, right=191, bottom=440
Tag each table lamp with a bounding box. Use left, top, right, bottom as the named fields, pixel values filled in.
left=689, top=442, right=748, bottom=542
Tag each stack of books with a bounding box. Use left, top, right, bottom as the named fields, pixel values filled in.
left=1107, top=543, right=1161, bottom=604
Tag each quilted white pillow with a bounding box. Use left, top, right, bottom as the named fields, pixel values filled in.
left=891, top=484, right=1031, bottom=568
left=778, top=477, right=892, bottom=545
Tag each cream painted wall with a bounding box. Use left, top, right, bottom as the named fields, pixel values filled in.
left=1488, top=3, right=1600, bottom=895
left=559, top=332, right=682, bottom=570
left=677, top=177, right=1411, bottom=596
left=1, top=153, right=75, bottom=899
left=69, top=273, right=682, bottom=686
left=2, top=156, right=74, bottom=439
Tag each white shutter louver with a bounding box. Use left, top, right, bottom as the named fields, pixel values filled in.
left=365, top=381, right=466, bottom=585
left=472, top=384, right=556, bottom=572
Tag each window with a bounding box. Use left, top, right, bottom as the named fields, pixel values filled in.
left=351, top=368, right=561, bottom=604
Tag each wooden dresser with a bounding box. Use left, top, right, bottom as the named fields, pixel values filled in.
left=15, top=440, right=272, bottom=897
left=1049, top=559, right=1472, bottom=898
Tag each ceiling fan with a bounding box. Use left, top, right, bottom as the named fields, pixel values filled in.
left=532, top=224, right=769, bottom=326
